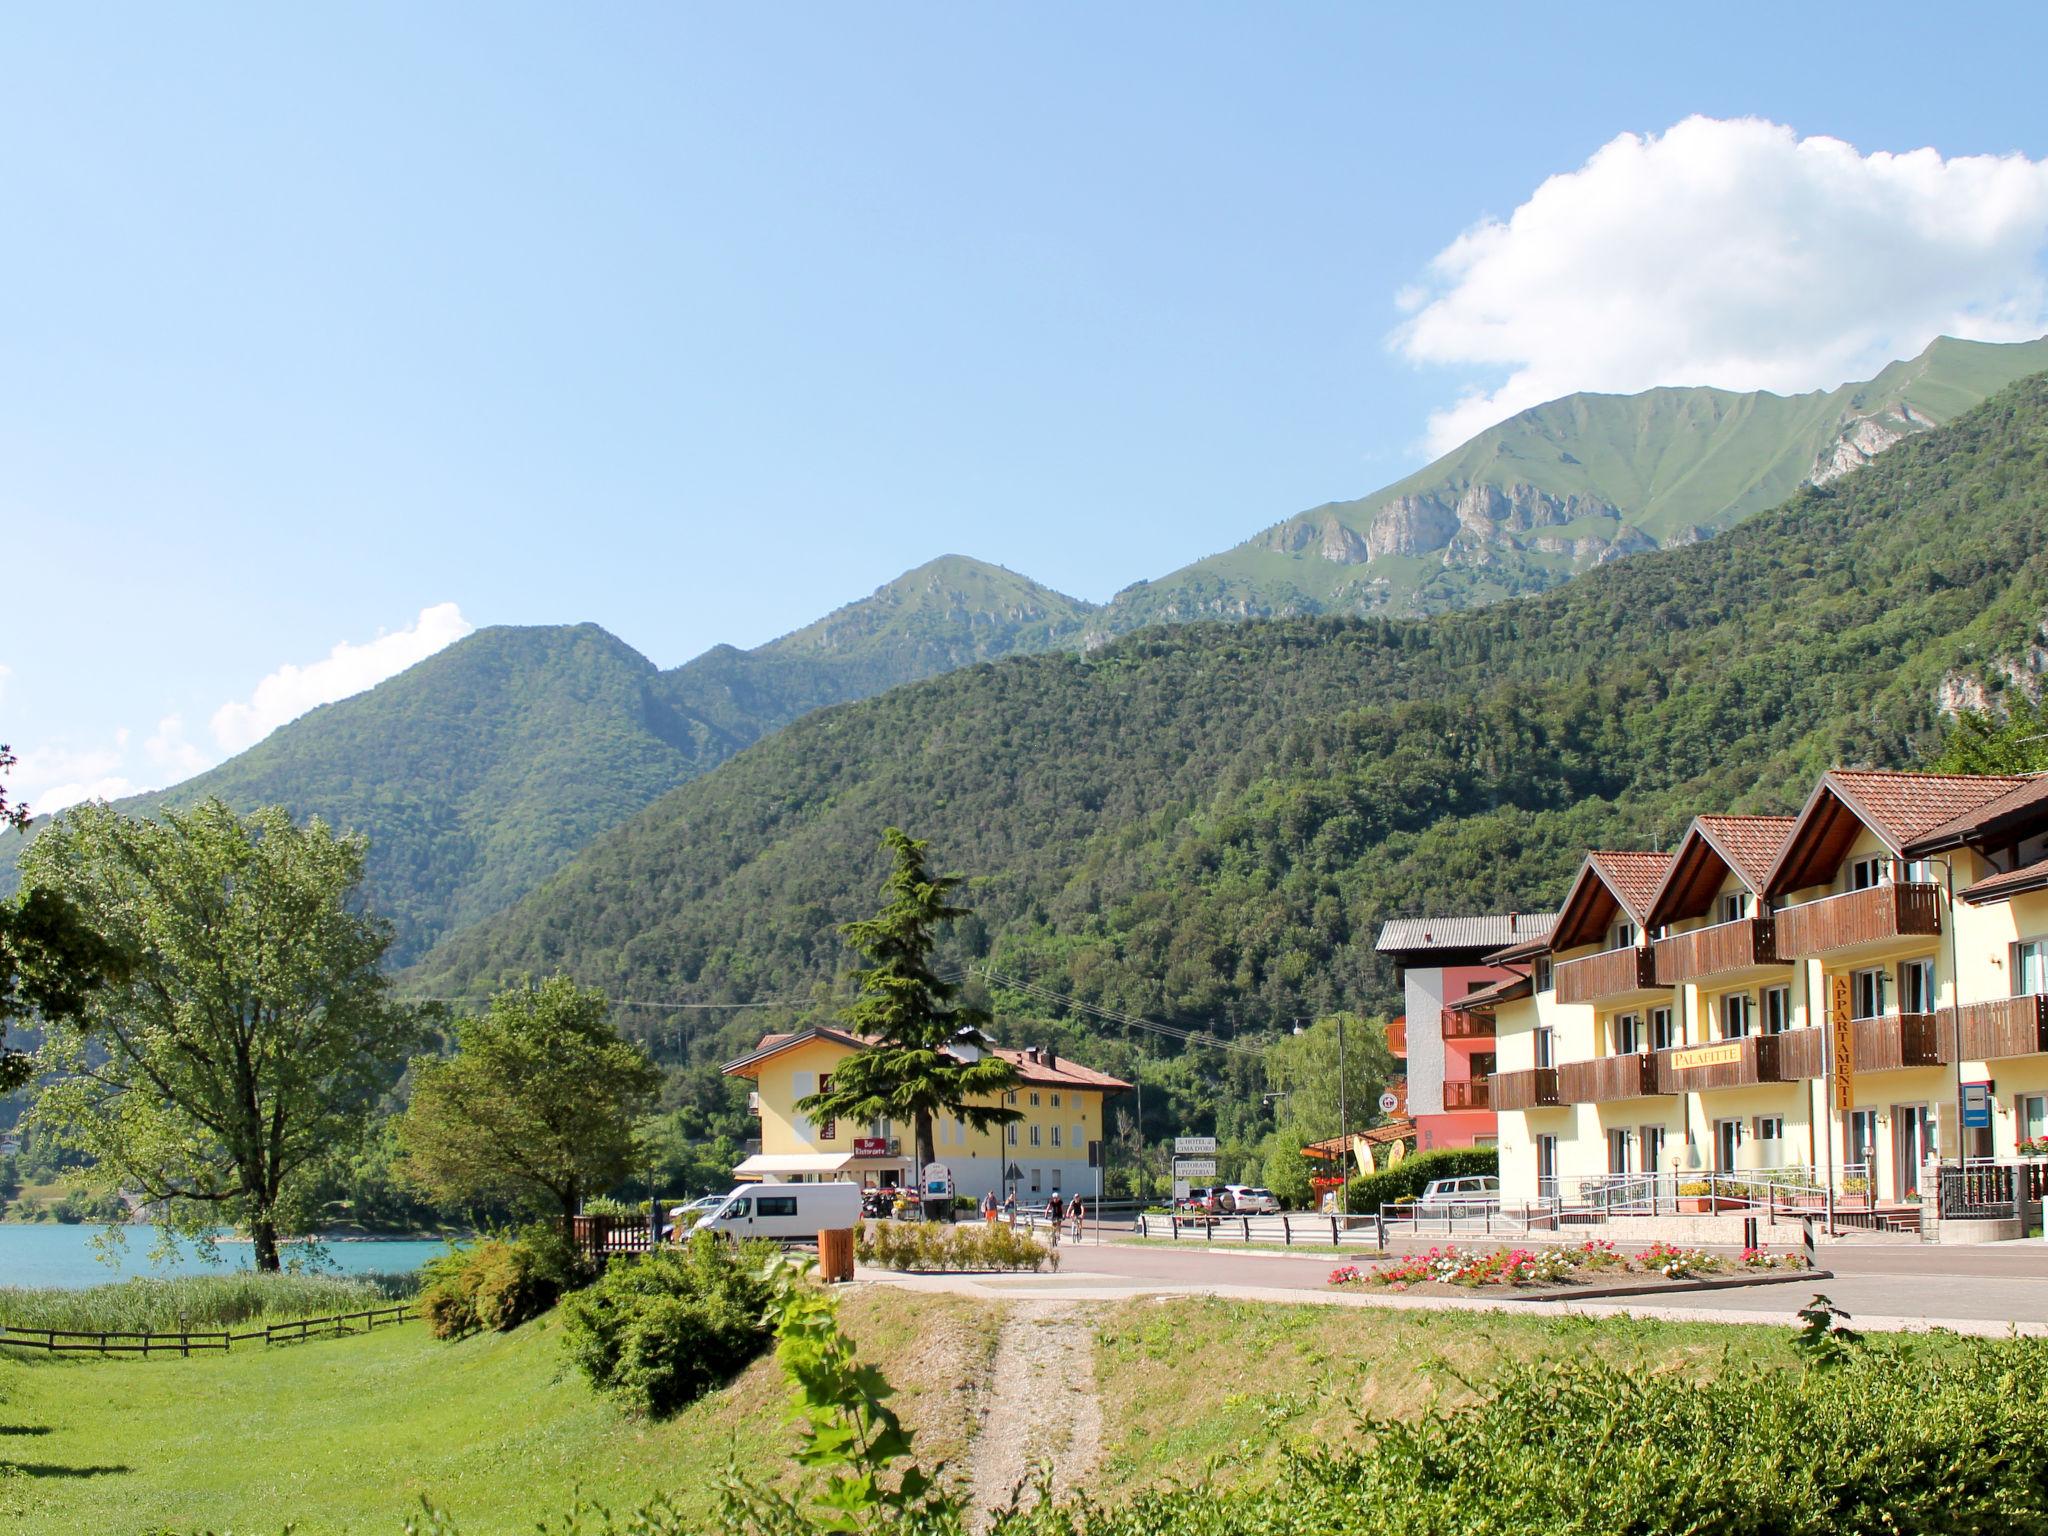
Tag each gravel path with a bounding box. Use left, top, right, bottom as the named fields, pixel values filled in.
left=966, top=1300, right=1101, bottom=1528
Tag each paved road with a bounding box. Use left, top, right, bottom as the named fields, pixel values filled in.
left=900, top=1236, right=2048, bottom=1330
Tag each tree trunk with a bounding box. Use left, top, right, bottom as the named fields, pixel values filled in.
left=916, top=1109, right=937, bottom=1217
left=251, top=1212, right=281, bottom=1273
left=562, top=1180, right=581, bottom=1250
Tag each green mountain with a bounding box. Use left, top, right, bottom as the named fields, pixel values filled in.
left=414, top=374, right=2048, bottom=1062
left=1, top=556, right=1094, bottom=965
left=1102, top=335, right=2048, bottom=626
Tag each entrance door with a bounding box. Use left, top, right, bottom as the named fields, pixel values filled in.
left=1894, top=1104, right=1931, bottom=1198
left=1606, top=1128, right=1633, bottom=1175
left=1535, top=1134, right=1559, bottom=1198
left=1713, top=1118, right=1742, bottom=1173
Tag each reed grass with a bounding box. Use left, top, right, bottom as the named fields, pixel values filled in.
left=0, top=1270, right=419, bottom=1334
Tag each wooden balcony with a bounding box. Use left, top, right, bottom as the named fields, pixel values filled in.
left=1850, top=1012, right=1950, bottom=1072
left=1489, top=1067, right=1560, bottom=1111
left=1657, top=1028, right=1824, bottom=1092
left=1956, top=994, right=2048, bottom=1060
left=1440, top=1007, right=1496, bottom=1041
left=1652, top=916, right=1780, bottom=985
left=1556, top=945, right=1659, bottom=1004
left=1773, top=883, right=1941, bottom=957
left=1558, top=1052, right=1667, bottom=1104
left=1441, top=1079, right=1490, bottom=1110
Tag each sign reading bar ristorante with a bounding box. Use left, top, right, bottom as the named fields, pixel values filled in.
left=1669, top=1041, right=1745, bottom=1071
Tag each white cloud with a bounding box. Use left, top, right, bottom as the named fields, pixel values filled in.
left=210, top=602, right=473, bottom=754
left=1396, top=116, right=2048, bottom=455
left=11, top=732, right=139, bottom=816
left=6, top=604, right=472, bottom=818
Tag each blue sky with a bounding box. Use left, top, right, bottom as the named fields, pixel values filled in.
left=7, top=5, right=2048, bottom=807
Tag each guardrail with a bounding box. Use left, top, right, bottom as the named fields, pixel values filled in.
left=0, top=1303, right=415, bottom=1357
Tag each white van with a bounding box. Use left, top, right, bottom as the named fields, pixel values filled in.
left=694, top=1180, right=862, bottom=1242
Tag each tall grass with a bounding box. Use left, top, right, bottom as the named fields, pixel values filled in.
left=0, top=1270, right=420, bottom=1333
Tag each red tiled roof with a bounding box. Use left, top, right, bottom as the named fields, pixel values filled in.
left=1767, top=770, right=2036, bottom=894
left=1906, top=774, right=2048, bottom=853
left=1696, top=815, right=1797, bottom=889
left=1960, top=855, right=2048, bottom=904
left=1447, top=975, right=1531, bottom=1012
left=1588, top=850, right=1675, bottom=918
left=1826, top=770, right=2033, bottom=848
left=986, top=1045, right=1131, bottom=1092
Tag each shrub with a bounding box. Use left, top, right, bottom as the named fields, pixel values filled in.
left=852, top=1219, right=1054, bottom=1272
left=580, top=1195, right=637, bottom=1219
left=418, top=1226, right=584, bottom=1339
left=1343, top=1147, right=1497, bottom=1214
left=557, top=1233, right=775, bottom=1416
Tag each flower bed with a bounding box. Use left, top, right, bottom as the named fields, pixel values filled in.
left=1329, top=1239, right=1807, bottom=1292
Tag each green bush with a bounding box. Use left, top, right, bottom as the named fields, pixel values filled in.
left=557, top=1233, right=775, bottom=1417
left=418, top=1226, right=583, bottom=1339
left=852, top=1219, right=1054, bottom=1272
left=1345, top=1147, right=1498, bottom=1213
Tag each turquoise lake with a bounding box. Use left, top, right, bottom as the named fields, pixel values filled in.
left=0, top=1223, right=452, bottom=1288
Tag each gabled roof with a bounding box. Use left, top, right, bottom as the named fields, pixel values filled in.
left=1375, top=912, right=1556, bottom=959
left=1905, top=774, right=2048, bottom=854
left=720, top=1026, right=1130, bottom=1092
left=1646, top=815, right=1795, bottom=929
left=1959, top=855, right=2048, bottom=905
left=1765, top=770, right=2033, bottom=895
left=1548, top=850, right=1672, bottom=951
left=1446, top=975, right=1531, bottom=1013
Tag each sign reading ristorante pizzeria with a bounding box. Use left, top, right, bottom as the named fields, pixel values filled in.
left=1668, top=1041, right=1745, bottom=1070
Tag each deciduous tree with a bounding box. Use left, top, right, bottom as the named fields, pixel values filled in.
left=21, top=798, right=423, bottom=1269
left=396, top=975, right=659, bottom=1241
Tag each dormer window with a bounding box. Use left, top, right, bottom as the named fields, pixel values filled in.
left=1848, top=856, right=1886, bottom=891
left=1611, top=921, right=1638, bottom=951
left=1718, top=891, right=1752, bottom=924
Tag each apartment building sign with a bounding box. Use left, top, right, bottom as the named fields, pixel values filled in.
left=1829, top=974, right=1854, bottom=1112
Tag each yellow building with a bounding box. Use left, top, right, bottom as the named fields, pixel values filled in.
left=1484, top=770, right=2048, bottom=1210
left=722, top=1025, right=1131, bottom=1203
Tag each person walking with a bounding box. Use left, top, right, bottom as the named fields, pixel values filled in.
left=1002, top=1190, right=1017, bottom=1226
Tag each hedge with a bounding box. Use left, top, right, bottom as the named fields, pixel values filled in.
left=1344, top=1146, right=1498, bottom=1213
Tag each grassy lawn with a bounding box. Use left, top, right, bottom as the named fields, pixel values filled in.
left=0, top=1288, right=1001, bottom=1535
left=1088, top=1295, right=1903, bottom=1491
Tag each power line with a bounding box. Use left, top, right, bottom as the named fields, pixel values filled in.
left=404, top=994, right=807, bottom=1012
left=962, top=965, right=1271, bottom=1057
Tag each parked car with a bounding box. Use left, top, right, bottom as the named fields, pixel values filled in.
left=695, top=1180, right=862, bottom=1242
left=663, top=1193, right=728, bottom=1237
left=1175, top=1186, right=1223, bottom=1216
left=1416, top=1176, right=1501, bottom=1215
left=1223, top=1185, right=1281, bottom=1214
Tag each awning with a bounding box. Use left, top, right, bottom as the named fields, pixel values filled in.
left=731, top=1152, right=910, bottom=1179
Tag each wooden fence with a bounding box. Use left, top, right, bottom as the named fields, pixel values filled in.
left=0, top=1303, right=415, bottom=1357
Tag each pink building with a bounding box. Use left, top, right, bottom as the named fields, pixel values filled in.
left=1375, top=912, right=1555, bottom=1152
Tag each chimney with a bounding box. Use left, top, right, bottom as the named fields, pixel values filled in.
left=1041, top=1045, right=1056, bottom=1069
left=1024, top=1047, right=1039, bottom=1065
left=1509, top=909, right=1520, bottom=931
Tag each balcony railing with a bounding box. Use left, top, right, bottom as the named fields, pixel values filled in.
left=1850, top=1011, right=1949, bottom=1072
left=1441, top=1079, right=1490, bottom=1110
left=1657, top=1028, right=1824, bottom=1091
left=1489, top=1067, right=1560, bottom=1111
left=1558, top=1052, right=1667, bottom=1103
left=1440, top=1007, right=1496, bottom=1041
left=1556, top=945, right=1659, bottom=1004
left=1773, top=883, right=1941, bottom=957
left=1652, top=916, right=1780, bottom=985
left=1956, top=994, right=2048, bottom=1060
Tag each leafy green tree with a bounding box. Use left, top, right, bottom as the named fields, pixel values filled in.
left=1933, top=697, right=2048, bottom=774
left=0, top=746, right=129, bottom=1092
left=397, top=976, right=660, bottom=1242
left=797, top=829, right=1020, bottom=1193
left=1263, top=1012, right=1395, bottom=1149
left=21, top=799, right=423, bottom=1269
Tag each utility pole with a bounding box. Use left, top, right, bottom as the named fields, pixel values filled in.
left=1337, top=1014, right=1351, bottom=1217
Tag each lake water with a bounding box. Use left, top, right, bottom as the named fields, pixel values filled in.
left=0, top=1224, right=453, bottom=1289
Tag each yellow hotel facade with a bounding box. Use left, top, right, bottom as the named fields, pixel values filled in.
left=722, top=1024, right=1130, bottom=1204
left=1472, top=770, right=2048, bottom=1207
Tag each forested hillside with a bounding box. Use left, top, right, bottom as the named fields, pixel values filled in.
left=0, top=557, right=1092, bottom=965
left=416, top=374, right=2048, bottom=1049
